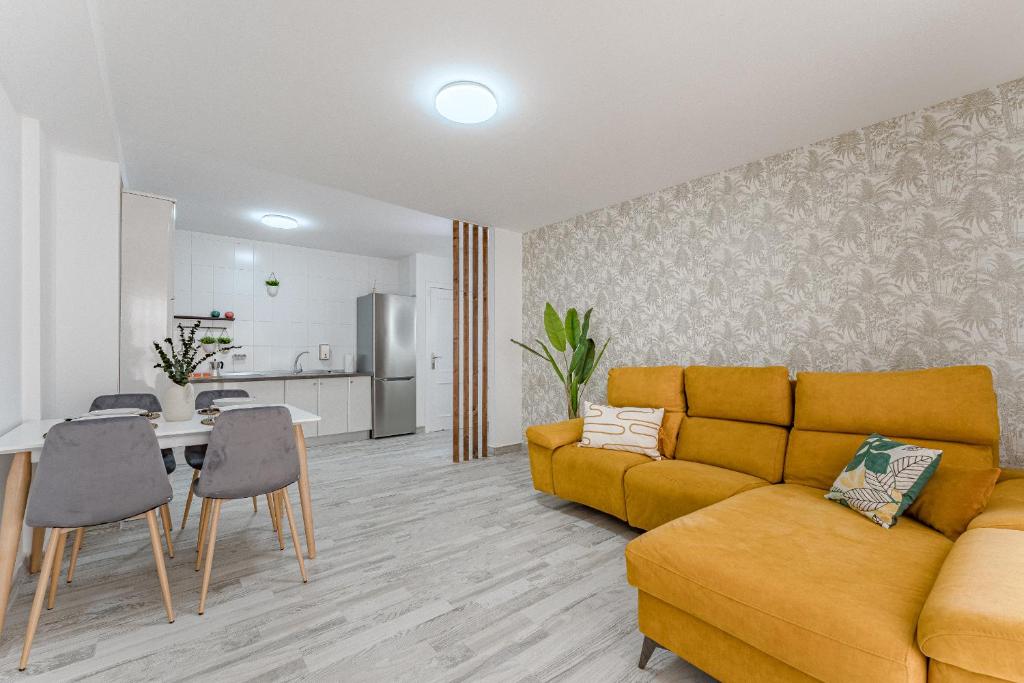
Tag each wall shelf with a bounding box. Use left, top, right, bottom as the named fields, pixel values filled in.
left=173, top=315, right=234, bottom=322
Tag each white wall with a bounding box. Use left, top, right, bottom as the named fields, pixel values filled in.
left=19, top=118, right=41, bottom=422
left=0, top=80, right=24, bottom=566
left=0, top=80, right=22, bottom=434
left=489, top=228, right=523, bottom=449
left=174, top=230, right=403, bottom=373
left=40, top=151, right=121, bottom=417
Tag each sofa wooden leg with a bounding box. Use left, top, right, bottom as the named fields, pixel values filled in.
left=638, top=636, right=661, bottom=670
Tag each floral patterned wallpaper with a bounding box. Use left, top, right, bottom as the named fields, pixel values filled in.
left=523, top=77, right=1024, bottom=467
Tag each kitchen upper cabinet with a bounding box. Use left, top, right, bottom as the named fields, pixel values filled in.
left=348, top=377, right=372, bottom=432
left=285, top=379, right=319, bottom=437
left=317, top=377, right=350, bottom=436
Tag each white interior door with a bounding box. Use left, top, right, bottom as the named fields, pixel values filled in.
left=427, top=286, right=453, bottom=432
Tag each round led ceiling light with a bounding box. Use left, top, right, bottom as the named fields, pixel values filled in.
left=260, top=214, right=299, bottom=230
left=435, top=81, right=498, bottom=124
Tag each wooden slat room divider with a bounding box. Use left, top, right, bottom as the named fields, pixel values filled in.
left=452, top=220, right=490, bottom=462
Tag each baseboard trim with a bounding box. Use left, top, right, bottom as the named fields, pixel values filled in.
left=307, top=431, right=370, bottom=446
left=488, top=442, right=525, bottom=456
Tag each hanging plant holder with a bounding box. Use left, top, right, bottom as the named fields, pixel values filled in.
left=265, top=272, right=280, bottom=297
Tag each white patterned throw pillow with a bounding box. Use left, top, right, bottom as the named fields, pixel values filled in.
left=579, top=401, right=665, bottom=459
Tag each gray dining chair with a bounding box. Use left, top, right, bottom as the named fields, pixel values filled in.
left=87, top=393, right=176, bottom=558
left=180, top=389, right=265, bottom=529
left=19, top=416, right=175, bottom=670
left=193, top=406, right=307, bottom=615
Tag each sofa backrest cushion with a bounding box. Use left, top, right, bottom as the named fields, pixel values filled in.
left=785, top=365, right=1000, bottom=489
left=685, top=365, right=793, bottom=426
left=677, top=417, right=789, bottom=482
left=608, top=366, right=685, bottom=458
left=676, top=366, right=793, bottom=481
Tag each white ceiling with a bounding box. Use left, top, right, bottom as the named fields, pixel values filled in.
left=2, top=1, right=1023, bottom=254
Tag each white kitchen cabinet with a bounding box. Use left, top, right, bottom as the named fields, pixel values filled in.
left=347, top=377, right=372, bottom=432
left=220, top=380, right=285, bottom=405
left=317, top=377, right=350, bottom=436
left=285, top=379, right=319, bottom=437
left=193, top=375, right=370, bottom=438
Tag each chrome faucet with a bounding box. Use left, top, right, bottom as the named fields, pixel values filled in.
left=293, top=351, right=309, bottom=373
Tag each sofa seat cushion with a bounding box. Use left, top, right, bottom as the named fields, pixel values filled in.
left=551, top=445, right=651, bottom=520
left=625, top=484, right=952, bottom=683
left=918, top=528, right=1024, bottom=682
left=967, top=479, right=1024, bottom=532
left=623, top=459, right=769, bottom=530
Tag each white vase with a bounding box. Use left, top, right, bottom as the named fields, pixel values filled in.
left=162, top=383, right=195, bottom=422
left=266, top=285, right=279, bottom=297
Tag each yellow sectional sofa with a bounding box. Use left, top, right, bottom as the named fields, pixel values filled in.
left=524, top=364, right=1024, bottom=682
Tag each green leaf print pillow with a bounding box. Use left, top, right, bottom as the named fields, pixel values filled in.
left=825, top=434, right=942, bottom=529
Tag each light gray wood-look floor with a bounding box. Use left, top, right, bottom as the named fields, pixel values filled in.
left=0, top=433, right=712, bottom=682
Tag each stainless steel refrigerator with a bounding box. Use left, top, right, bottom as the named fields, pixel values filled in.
left=356, top=293, right=417, bottom=438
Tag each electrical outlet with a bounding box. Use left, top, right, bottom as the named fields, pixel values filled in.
left=319, top=344, right=331, bottom=361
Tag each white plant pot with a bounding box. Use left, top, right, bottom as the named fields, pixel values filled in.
left=266, top=285, right=279, bottom=297
left=202, top=343, right=218, bottom=353
left=162, top=383, right=195, bottom=422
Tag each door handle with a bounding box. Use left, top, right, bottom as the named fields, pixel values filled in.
left=431, top=353, right=441, bottom=369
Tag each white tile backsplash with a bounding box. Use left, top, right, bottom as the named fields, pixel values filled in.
left=192, top=264, right=214, bottom=293
left=175, top=231, right=397, bottom=371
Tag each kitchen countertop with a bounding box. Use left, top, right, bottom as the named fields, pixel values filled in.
left=191, top=370, right=372, bottom=383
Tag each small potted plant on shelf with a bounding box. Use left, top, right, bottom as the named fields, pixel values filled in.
left=265, top=273, right=280, bottom=297
left=200, top=335, right=219, bottom=354
left=153, top=321, right=239, bottom=421
left=217, top=335, right=233, bottom=351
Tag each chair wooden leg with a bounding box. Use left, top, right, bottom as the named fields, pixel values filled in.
left=159, top=504, right=174, bottom=558
left=195, top=497, right=210, bottom=571
left=46, top=531, right=67, bottom=610
left=66, top=528, right=84, bottom=584
left=180, top=470, right=199, bottom=528
left=144, top=510, right=175, bottom=623
left=273, top=492, right=285, bottom=551
left=20, top=529, right=63, bottom=671
left=280, top=487, right=308, bottom=583
left=266, top=493, right=278, bottom=532
left=30, top=528, right=45, bottom=574
left=251, top=496, right=258, bottom=513
left=198, top=499, right=222, bottom=615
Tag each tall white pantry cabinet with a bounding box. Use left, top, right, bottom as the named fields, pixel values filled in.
left=119, top=191, right=175, bottom=397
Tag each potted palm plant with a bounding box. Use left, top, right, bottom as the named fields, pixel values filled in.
left=512, top=303, right=609, bottom=419
left=153, top=321, right=239, bottom=421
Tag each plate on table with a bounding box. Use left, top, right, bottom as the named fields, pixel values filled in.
left=197, top=407, right=220, bottom=416
left=201, top=417, right=217, bottom=426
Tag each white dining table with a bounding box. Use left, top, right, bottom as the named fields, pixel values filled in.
left=0, top=404, right=321, bottom=639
